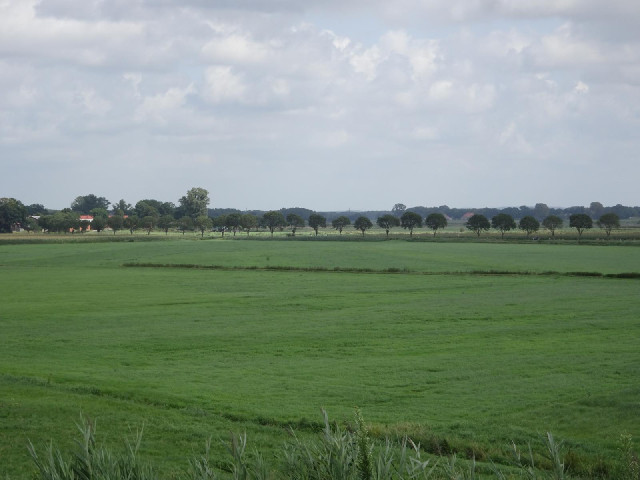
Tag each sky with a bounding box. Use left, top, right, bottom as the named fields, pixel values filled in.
left=1, top=0, right=639, bottom=211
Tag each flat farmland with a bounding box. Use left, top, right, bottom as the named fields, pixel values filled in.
left=1, top=238, right=639, bottom=477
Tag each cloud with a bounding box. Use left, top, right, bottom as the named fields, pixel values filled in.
left=202, top=32, right=271, bottom=65
left=1, top=0, right=639, bottom=209
left=203, top=66, right=247, bottom=104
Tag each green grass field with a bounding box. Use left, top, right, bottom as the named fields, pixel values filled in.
left=1, top=236, right=639, bottom=478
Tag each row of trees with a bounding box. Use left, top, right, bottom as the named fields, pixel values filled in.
left=464, top=212, right=621, bottom=238
left=25, top=208, right=620, bottom=240
left=0, top=191, right=630, bottom=237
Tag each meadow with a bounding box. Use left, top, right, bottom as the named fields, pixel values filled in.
left=1, top=236, right=639, bottom=478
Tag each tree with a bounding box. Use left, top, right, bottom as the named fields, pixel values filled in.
left=177, top=216, right=194, bottom=235
left=22, top=216, right=40, bottom=233
left=533, top=203, right=550, bottom=221
left=308, top=214, right=326, bottom=236
left=262, top=211, right=286, bottom=237
left=569, top=213, right=593, bottom=239
left=141, top=216, right=156, bottom=235
left=0, top=198, right=28, bottom=233
left=542, top=215, right=563, bottom=237
left=332, top=216, right=351, bottom=235
left=157, top=215, right=175, bottom=235
left=597, top=213, right=620, bottom=237
left=78, top=219, right=91, bottom=233
left=286, top=213, right=305, bottom=236
left=519, top=216, right=540, bottom=237
left=112, top=199, right=132, bottom=215
left=400, top=211, right=422, bottom=236
left=491, top=213, right=516, bottom=238
left=425, top=213, right=447, bottom=236
left=392, top=203, right=406, bottom=218
left=47, top=209, right=80, bottom=233
left=124, top=215, right=138, bottom=235
left=589, top=202, right=605, bottom=219
left=134, top=201, right=159, bottom=219
left=240, top=214, right=258, bottom=236
left=27, top=203, right=47, bottom=215
left=158, top=202, right=176, bottom=217
left=194, top=215, right=213, bottom=237
left=225, top=213, right=242, bottom=236
left=70, top=194, right=109, bottom=214
left=91, top=216, right=107, bottom=233
left=354, top=216, right=373, bottom=236
left=90, top=207, right=109, bottom=220
left=179, top=187, right=210, bottom=220
left=107, top=215, right=124, bottom=235
left=376, top=214, right=400, bottom=237
left=465, top=214, right=490, bottom=237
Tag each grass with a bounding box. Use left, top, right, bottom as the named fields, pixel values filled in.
left=1, top=237, right=639, bottom=478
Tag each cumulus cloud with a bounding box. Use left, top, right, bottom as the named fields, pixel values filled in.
left=0, top=0, right=639, bottom=209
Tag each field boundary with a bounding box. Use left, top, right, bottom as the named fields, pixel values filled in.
left=121, top=262, right=640, bottom=279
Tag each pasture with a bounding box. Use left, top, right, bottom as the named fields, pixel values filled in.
left=1, top=237, right=639, bottom=477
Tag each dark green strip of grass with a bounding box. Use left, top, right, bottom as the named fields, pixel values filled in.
left=121, top=262, right=640, bottom=279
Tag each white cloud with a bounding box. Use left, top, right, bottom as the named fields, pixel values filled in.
left=136, top=85, right=195, bottom=124
left=202, top=32, right=271, bottom=65
left=203, top=66, right=247, bottom=104
left=574, top=81, right=589, bottom=94
left=1, top=0, right=639, bottom=209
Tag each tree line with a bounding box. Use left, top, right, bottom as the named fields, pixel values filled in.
left=0, top=190, right=632, bottom=237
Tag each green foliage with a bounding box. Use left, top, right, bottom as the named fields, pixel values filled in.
left=425, top=213, right=447, bottom=236
left=107, top=215, right=125, bottom=235
left=376, top=214, right=400, bottom=237
left=597, top=213, right=620, bottom=237
left=30, top=412, right=613, bottom=480
left=262, top=211, right=286, bottom=236
left=23, top=216, right=40, bottom=233
left=308, top=214, right=327, bottom=236
left=400, top=212, right=422, bottom=236
left=124, top=215, right=139, bottom=235
left=141, top=216, right=156, bottom=235
left=542, top=216, right=563, bottom=237
left=71, top=194, right=110, bottom=214
left=465, top=214, right=490, bottom=237
left=0, top=197, right=28, bottom=233
left=286, top=213, right=305, bottom=236
left=112, top=199, right=133, bottom=216
left=177, top=216, right=195, bottom=235
left=91, top=216, right=108, bottom=233
left=491, top=214, right=516, bottom=238
left=241, top=214, right=259, bottom=236
left=28, top=203, right=48, bottom=215
left=354, top=216, right=373, bottom=236
left=355, top=408, right=373, bottom=480
left=519, top=216, right=540, bottom=237
left=226, top=213, right=242, bottom=236
left=569, top=214, right=593, bottom=238
left=195, top=215, right=213, bottom=237
left=90, top=208, right=110, bottom=220
left=617, top=434, right=640, bottom=480
left=29, top=415, right=155, bottom=480
left=179, top=188, right=210, bottom=220
left=135, top=201, right=160, bottom=220
left=332, top=215, right=352, bottom=235
left=157, top=214, right=175, bottom=235
left=392, top=204, right=406, bottom=217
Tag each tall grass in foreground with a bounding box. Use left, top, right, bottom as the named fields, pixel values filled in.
left=27, top=413, right=640, bottom=480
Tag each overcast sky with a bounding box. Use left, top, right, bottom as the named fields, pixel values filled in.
left=1, top=0, right=639, bottom=211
